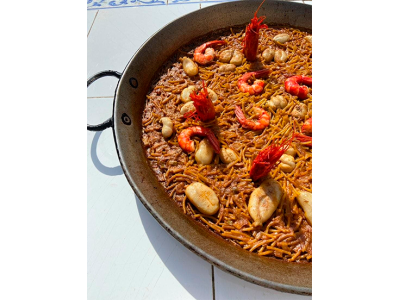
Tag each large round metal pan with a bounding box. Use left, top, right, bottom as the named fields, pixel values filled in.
left=88, top=0, right=311, bottom=295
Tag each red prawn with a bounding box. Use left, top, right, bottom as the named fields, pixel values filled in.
left=235, top=105, right=270, bottom=131
left=285, top=75, right=312, bottom=100
left=193, top=40, right=227, bottom=65
left=187, top=81, right=216, bottom=122
left=250, top=135, right=294, bottom=181
left=302, top=117, right=312, bottom=136
left=243, top=0, right=268, bottom=61
left=237, top=69, right=270, bottom=95
left=178, top=126, right=220, bottom=153
left=293, top=117, right=312, bottom=147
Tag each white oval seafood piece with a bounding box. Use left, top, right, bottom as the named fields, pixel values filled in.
left=291, top=103, right=308, bottom=119
left=219, top=147, right=238, bottom=164
left=181, top=85, right=197, bottom=103
left=273, top=33, right=290, bottom=44
left=218, top=64, right=236, bottom=73
left=182, top=57, right=199, bottom=76
left=274, top=49, right=288, bottom=63
left=279, top=154, right=295, bottom=173
left=297, top=191, right=312, bottom=225
left=262, top=48, right=275, bottom=63
left=219, top=49, right=234, bottom=63
left=230, top=50, right=244, bottom=66
left=266, top=95, right=288, bottom=110
left=206, top=88, right=218, bottom=102
left=185, top=182, right=220, bottom=215
left=160, top=117, right=174, bottom=138
left=195, top=139, right=215, bottom=165
left=180, top=101, right=196, bottom=115
left=248, top=178, right=283, bottom=227
left=285, top=146, right=296, bottom=157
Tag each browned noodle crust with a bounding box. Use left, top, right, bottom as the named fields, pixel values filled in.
left=142, top=25, right=312, bottom=262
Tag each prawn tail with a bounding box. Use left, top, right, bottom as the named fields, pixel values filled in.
left=294, top=133, right=312, bottom=147
left=210, top=40, right=227, bottom=47
left=234, top=105, right=245, bottom=121
left=205, top=129, right=220, bottom=154
left=254, top=69, right=271, bottom=78
left=234, top=105, right=250, bottom=128
left=301, top=76, right=312, bottom=87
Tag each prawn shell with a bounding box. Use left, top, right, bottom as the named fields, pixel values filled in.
left=190, top=86, right=216, bottom=121
left=285, top=76, right=312, bottom=100
left=243, top=1, right=268, bottom=61
left=249, top=137, right=293, bottom=181
left=177, top=126, right=220, bottom=154
left=301, top=118, right=312, bottom=135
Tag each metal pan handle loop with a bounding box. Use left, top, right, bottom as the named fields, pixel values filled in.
left=87, top=70, right=121, bottom=131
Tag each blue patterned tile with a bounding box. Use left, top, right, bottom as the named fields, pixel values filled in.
left=87, top=0, right=240, bottom=9
left=169, top=0, right=201, bottom=4
left=87, top=0, right=167, bottom=10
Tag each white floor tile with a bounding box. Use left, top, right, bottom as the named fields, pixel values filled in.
left=88, top=5, right=215, bottom=299
left=87, top=4, right=201, bottom=98
left=214, top=268, right=311, bottom=300
left=169, top=0, right=202, bottom=4
left=88, top=0, right=165, bottom=10
left=87, top=97, right=114, bottom=129
left=87, top=10, right=98, bottom=36
left=87, top=131, right=213, bottom=300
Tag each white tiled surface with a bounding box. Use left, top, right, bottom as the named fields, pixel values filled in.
left=88, top=3, right=312, bottom=299
left=87, top=10, right=98, bottom=35
left=87, top=4, right=200, bottom=98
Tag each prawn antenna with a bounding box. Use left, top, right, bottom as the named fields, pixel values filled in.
left=255, top=0, right=266, bottom=16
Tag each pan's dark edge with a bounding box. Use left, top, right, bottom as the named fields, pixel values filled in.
left=111, top=0, right=312, bottom=295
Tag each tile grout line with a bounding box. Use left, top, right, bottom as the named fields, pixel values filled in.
left=212, top=265, right=215, bottom=300
left=87, top=10, right=99, bottom=38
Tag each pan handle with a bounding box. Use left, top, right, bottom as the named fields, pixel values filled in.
left=87, top=70, right=122, bottom=131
